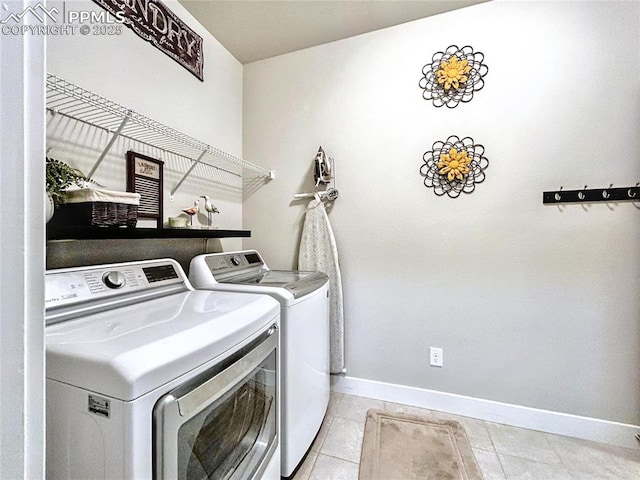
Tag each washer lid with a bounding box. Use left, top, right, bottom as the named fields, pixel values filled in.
left=222, top=270, right=328, bottom=299
left=46, top=290, right=279, bottom=401
left=188, top=251, right=328, bottom=300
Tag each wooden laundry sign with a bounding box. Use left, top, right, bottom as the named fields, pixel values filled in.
left=126, top=151, right=164, bottom=228
left=92, top=0, right=204, bottom=81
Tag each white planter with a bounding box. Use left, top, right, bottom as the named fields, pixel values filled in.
left=46, top=192, right=55, bottom=223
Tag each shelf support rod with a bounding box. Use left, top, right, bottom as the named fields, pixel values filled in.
left=170, top=149, right=208, bottom=199
left=88, top=110, right=132, bottom=178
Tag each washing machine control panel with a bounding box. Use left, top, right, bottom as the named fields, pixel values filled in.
left=102, top=271, right=126, bottom=289
left=203, top=250, right=266, bottom=279
left=45, top=260, right=187, bottom=312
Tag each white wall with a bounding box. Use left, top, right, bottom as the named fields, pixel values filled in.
left=244, top=0, right=640, bottom=426
left=47, top=0, right=244, bottom=249
left=0, top=2, right=46, bottom=476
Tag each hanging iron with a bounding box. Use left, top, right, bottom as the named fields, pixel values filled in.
left=313, top=146, right=333, bottom=187
left=294, top=146, right=339, bottom=202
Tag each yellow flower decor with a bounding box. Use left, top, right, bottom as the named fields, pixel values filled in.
left=436, top=56, right=471, bottom=91
left=419, top=45, right=488, bottom=108
left=438, top=147, right=472, bottom=181
left=420, top=136, right=489, bottom=198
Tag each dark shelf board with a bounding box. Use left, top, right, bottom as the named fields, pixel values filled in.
left=47, top=226, right=251, bottom=240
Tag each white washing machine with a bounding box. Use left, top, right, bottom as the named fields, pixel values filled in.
left=45, top=258, right=281, bottom=480
left=189, top=250, right=330, bottom=478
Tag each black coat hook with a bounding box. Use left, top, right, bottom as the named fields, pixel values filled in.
left=543, top=184, right=640, bottom=204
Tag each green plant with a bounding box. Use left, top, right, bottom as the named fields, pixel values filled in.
left=45, top=157, right=94, bottom=204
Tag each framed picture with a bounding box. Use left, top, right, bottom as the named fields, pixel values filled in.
left=126, top=151, right=164, bottom=228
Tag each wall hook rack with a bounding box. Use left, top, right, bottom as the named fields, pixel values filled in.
left=543, top=184, right=640, bottom=204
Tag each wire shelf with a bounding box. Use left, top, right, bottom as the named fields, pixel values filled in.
left=45, top=73, right=275, bottom=186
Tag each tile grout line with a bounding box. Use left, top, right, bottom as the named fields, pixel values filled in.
left=301, top=451, right=320, bottom=480
left=316, top=452, right=360, bottom=466
left=482, top=420, right=510, bottom=479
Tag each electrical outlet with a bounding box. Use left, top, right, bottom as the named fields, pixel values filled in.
left=429, top=347, right=443, bottom=367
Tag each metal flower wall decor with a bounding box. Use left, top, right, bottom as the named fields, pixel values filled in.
left=419, top=45, right=488, bottom=108
left=420, top=136, right=489, bottom=198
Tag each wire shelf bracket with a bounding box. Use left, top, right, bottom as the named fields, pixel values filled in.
left=87, top=111, right=131, bottom=178
left=170, top=149, right=207, bottom=199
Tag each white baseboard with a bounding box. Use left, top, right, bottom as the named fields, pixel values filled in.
left=331, top=375, right=640, bottom=450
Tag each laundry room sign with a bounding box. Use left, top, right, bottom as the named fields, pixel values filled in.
left=126, top=151, right=164, bottom=228
left=92, top=0, right=204, bottom=81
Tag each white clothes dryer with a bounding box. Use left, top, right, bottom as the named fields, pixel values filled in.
left=189, top=250, right=330, bottom=478
left=45, top=258, right=281, bottom=480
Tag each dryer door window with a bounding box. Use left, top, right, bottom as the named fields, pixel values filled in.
left=154, top=325, right=278, bottom=480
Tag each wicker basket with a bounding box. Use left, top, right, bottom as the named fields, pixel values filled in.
left=51, top=188, right=141, bottom=228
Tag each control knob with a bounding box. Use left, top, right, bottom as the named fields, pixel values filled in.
left=230, top=255, right=242, bottom=266
left=102, top=271, right=126, bottom=289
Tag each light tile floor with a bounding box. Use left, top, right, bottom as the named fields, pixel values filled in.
left=291, top=392, right=640, bottom=480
